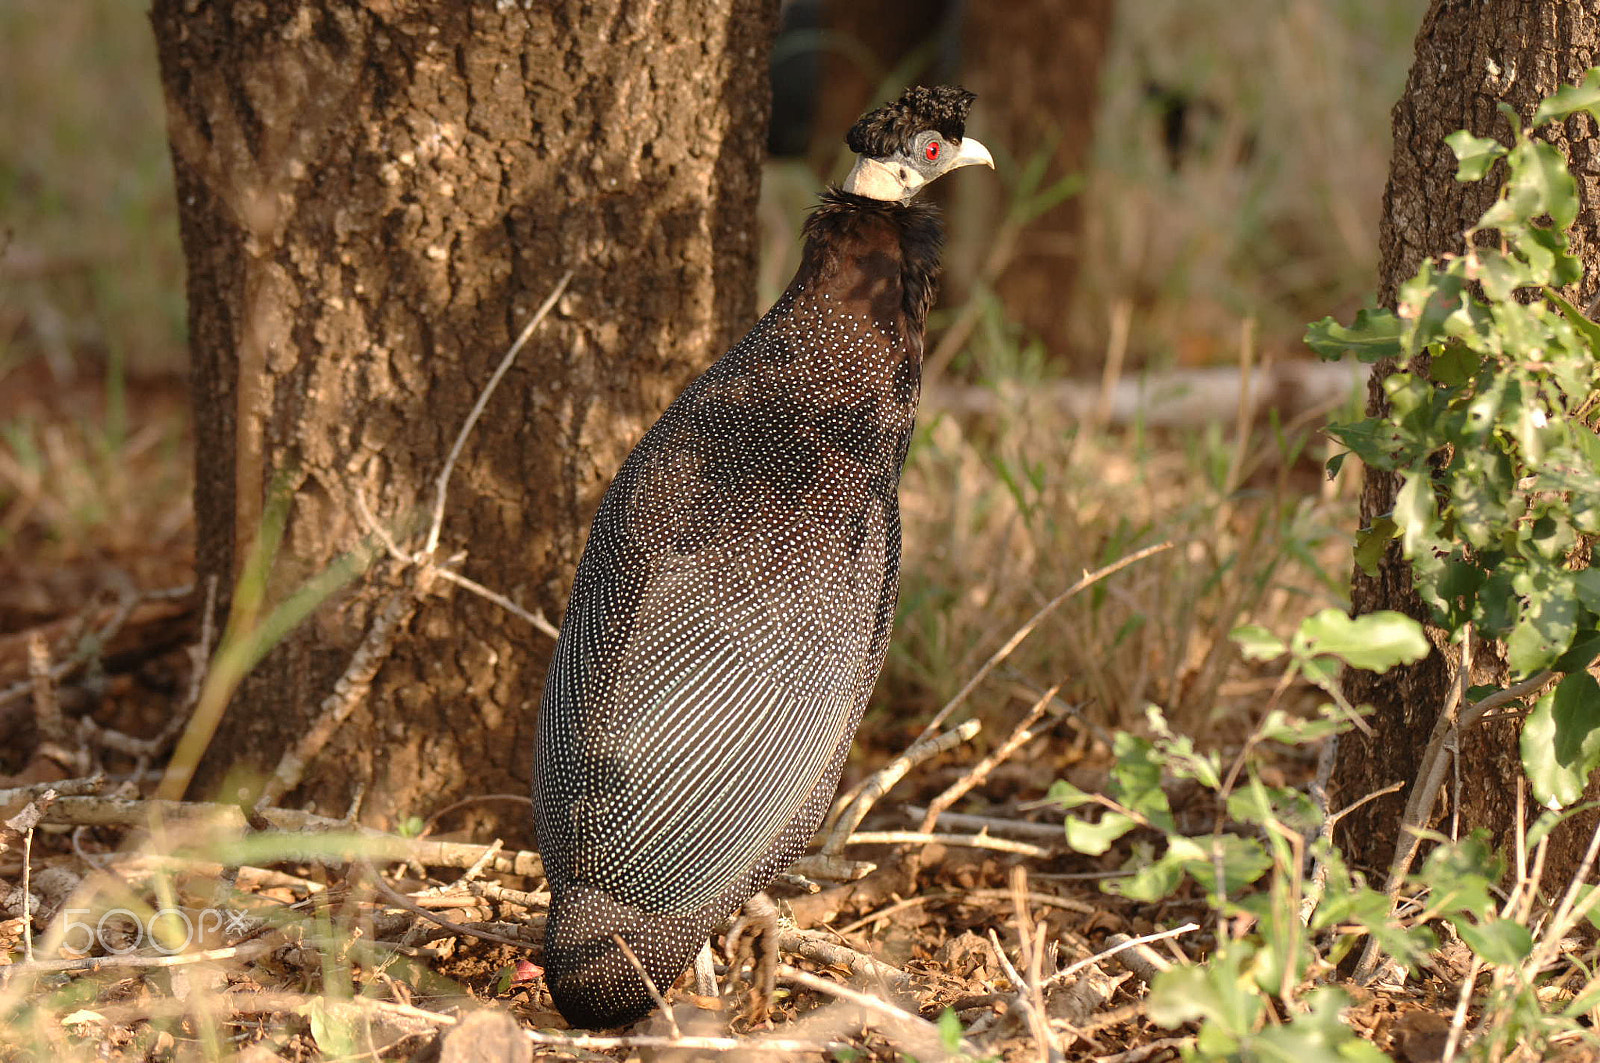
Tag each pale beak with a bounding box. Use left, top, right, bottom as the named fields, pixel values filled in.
left=948, top=136, right=995, bottom=172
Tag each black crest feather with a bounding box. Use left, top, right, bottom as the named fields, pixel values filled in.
left=845, top=85, right=977, bottom=158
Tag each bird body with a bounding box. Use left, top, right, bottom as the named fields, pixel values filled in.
left=535, top=86, right=991, bottom=1030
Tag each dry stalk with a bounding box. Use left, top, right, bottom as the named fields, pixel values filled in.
left=255, top=579, right=422, bottom=810
left=425, top=269, right=572, bottom=555
left=779, top=964, right=962, bottom=1060
left=1356, top=635, right=1556, bottom=981
left=777, top=926, right=911, bottom=991
left=844, top=830, right=1054, bottom=857
left=1042, top=922, right=1199, bottom=990
left=911, top=540, right=1174, bottom=745
left=358, top=858, right=536, bottom=951
left=37, top=794, right=546, bottom=876
left=613, top=933, right=680, bottom=1039
left=906, top=806, right=1069, bottom=842
left=917, top=683, right=1059, bottom=838
left=820, top=718, right=981, bottom=855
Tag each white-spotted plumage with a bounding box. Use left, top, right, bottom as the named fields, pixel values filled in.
left=534, top=84, right=987, bottom=1031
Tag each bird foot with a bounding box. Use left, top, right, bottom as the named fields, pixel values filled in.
left=725, top=891, right=780, bottom=1025
left=693, top=939, right=719, bottom=997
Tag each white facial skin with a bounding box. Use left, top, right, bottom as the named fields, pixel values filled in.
left=842, top=130, right=995, bottom=203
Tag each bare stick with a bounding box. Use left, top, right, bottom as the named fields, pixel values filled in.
left=614, top=933, right=681, bottom=1038
left=919, top=684, right=1059, bottom=835
left=425, top=269, right=572, bottom=555
left=912, top=541, right=1174, bottom=745
left=821, top=719, right=981, bottom=855
left=778, top=964, right=963, bottom=1059
left=843, top=830, right=1054, bottom=858
left=359, top=858, right=535, bottom=951
left=21, top=816, right=35, bottom=962
left=433, top=567, right=559, bottom=638
left=1042, top=922, right=1198, bottom=989
left=0, top=774, right=107, bottom=809
left=0, top=584, right=190, bottom=709
left=777, top=926, right=911, bottom=990
left=1, top=938, right=277, bottom=978
left=905, top=808, right=1067, bottom=842
left=37, top=795, right=546, bottom=877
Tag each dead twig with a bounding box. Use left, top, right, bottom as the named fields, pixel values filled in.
left=843, top=830, right=1055, bottom=858
left=425, top=269, right=572, bottom=555
left=36, top=794, right=546, bottom=877
left=1043, top=923, right=1199, bottom=990
left=821, top=719, right=981, bottom=856
left=918, top=685, right=1059, bottom=838
left=779, top=964, right=964, bottom=1060
left=358, top=858, right=536, bottom=951
left=777, top=926, right=911, bottom=991
left=912, top=541, right=1174, bottom=745
left=613, top=933, right=680, bottom=1038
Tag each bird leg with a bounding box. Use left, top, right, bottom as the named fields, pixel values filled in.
left=694, top=939, right=719, bottom=997
left=724, top=891, right=780, bottom=1025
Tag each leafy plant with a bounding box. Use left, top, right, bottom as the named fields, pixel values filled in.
left=1308, top=67, right=1600, bottom=809
left=1048, top=611, right=1430, bottom=1060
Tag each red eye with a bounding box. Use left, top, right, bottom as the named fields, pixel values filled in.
left=925, top=140, right=941, bottom=161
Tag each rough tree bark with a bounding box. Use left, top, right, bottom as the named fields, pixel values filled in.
left=1330, top=1, right=1600, bottom=880
left=149, top=1, right=778, bottom=836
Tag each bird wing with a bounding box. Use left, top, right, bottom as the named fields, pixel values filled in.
left=537, top=402, right=892, bottom=917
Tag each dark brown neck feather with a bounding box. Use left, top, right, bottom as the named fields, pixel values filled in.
left=797, top=189, right=945, bottom=350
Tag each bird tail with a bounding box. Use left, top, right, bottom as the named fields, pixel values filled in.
left=543, top=883, right=710, bottom=1029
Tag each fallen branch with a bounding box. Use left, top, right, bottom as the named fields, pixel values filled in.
left=36, top=795, right=545, bottom=877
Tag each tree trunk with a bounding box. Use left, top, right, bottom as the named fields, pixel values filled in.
left=1330, top=0, right=1600, bottom=881
left=150, top=1, right=777, bottom=838
left=958, top=0, right=1113, bottom=370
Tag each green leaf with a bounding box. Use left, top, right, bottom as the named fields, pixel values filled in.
left=1168, top=833, right=1275, bottom=895
left=1545, top=285, right=1600, bottom=355
left=1429, top=343, right=1481, bottom=387
left=1521, top=673, right=1600, bottom=810
left=1108, top=847, right=1187, bottom=902
left=1110, top=731, right=1175, bottom=831
left=1254, top=987, right=1395, bottom=1063
left=1305, top=310, right=1405, bottom=362
left=1255, top=708, right=1348, bottom=746
left=1451, top=917, right=1534, bottom=966
left=1064, top=811, right=1137, bottom=856
left=1482, top=140, right=1578, bottom=231
left=1294, top=608, right=1430, bottom=672
left=1533, top=68, right=1600, bottom=125
left=1230, top=624, right=1286, bottom=661
left=1325, top=417, right=1408, bottom=470
left=1445, top=129, right=1507, bottom=181
left=1416, top=834, right=1500, bottom=920
left=1148, top=949, right=1261, bottom=1037
left=1507, top=569, right=1579, bottom=675
left=1394, top=473, right=1441, bottom=563
left=1045, top=778, right=1095, bottom=810
left=937, top=1007, right=964, bottom=1052
left=1352, top=517, right=1398, bottom=578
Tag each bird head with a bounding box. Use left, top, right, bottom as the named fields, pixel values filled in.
left=840, top=85, right=994, bottom=204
